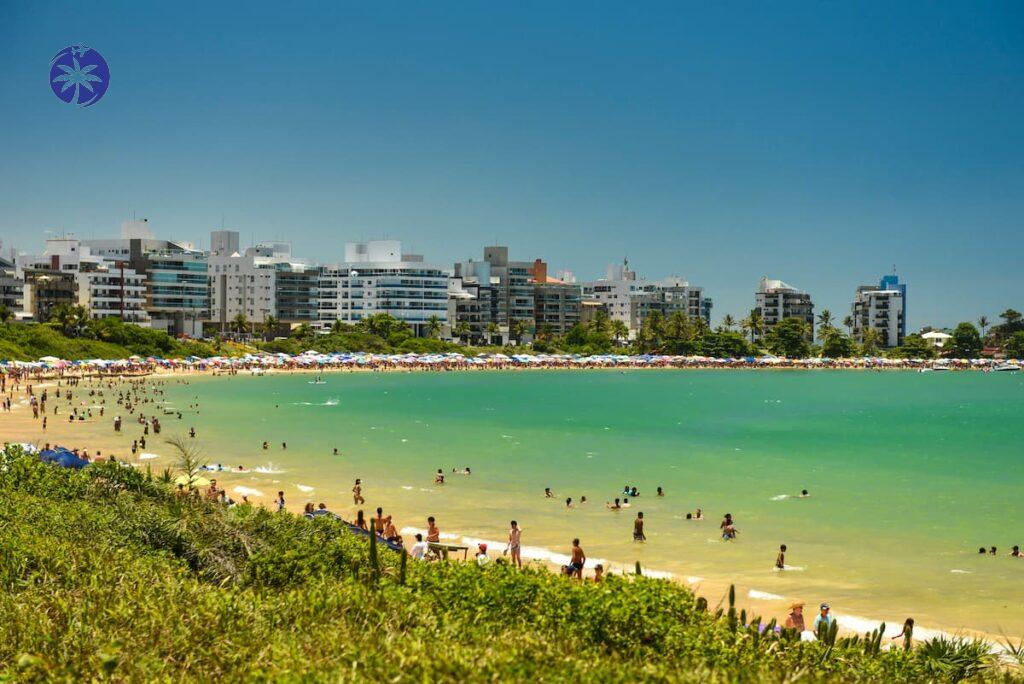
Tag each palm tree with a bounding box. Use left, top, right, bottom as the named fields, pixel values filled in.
left=538, top=323, right=555, bottom=341
left=233, top=313, right=249, bottom=337
left=817, top=309, right=834, bottom=335
left=861, top=328, right=881, bottom=355
left=510, top=319, right=530, bottom=345
left=262, top=315, right=279, bottom=341
left=485, top=322, right=500, bottom=345
left=741, top=309, right=764, bottom=344
left=977, top=316, right=989, bottom=340
left=610, top=319, right=629, bottom=345
left=425, top=315, right=443, bottom=339
left=589, top=309, right=611, bottom=337
left=0, top=305, right=12, bottom=325
left=51, top=56, right=103, bottom=106
left=843, top=315, right=854, bottom=335
left=720, top=314, right=736, bottom=332
left=454, top=321, right=471, bottom=345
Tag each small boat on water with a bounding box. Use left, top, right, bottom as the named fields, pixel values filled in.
left=308, top=374, right=327, bottom=384
left=993, top=363, right=1020, bottom=373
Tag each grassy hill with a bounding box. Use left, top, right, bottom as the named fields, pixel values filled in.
left=0, top=447, right=1017, bottom=682
left=0, top=320, right=235, bottom=361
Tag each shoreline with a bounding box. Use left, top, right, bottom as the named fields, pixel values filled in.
left=1, top=370, right=1013, bottom=649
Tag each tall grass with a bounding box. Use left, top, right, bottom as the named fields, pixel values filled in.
left=0, top=447, right=1019, bottom=682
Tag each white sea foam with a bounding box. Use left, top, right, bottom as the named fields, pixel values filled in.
left=950, top=568, right=971, bottom=574
left=139, top=452, right=160, bottom=460
left=401, top=486, right=414, bottom=490
left=686, top=576, right=703, bottom=584
left=255, top=464, right=285, bottom=474
left=323, top=398, right=339, bottom=406
left=748, top=589, right=785, bottom=601
left=771, top=494, right=790, bottom=501
left=233, top=486, right=263, bottom=497
left=295, top=484, right=314, bottom=493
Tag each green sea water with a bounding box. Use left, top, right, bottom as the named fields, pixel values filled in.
left=160, top=369, right=1024, bottom=635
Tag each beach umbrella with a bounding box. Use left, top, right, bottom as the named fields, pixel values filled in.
left=38, top=355, right=62, bottom=363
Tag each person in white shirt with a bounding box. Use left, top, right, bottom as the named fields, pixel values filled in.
left=475, top=543, right=489, bottom=566
left=409, top=533, right=429, bottom=560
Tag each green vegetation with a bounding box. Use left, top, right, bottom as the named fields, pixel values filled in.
left=1, top=447, right=1018, bottom=682
left=0, top=316, right=225, bottom=361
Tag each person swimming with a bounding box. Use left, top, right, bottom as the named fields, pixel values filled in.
left=657, top=486, right=664, bottom=497
left=565, top=497, right=573, bottom=508
left=799, top=489, right=809, bottom=497
left=607, top=498, right=622, bottom=510
left=544, top=487, right=553, bottom=498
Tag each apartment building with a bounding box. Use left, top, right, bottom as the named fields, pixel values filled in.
left=754, top=277, right=814, bottom=339
left=318, top=240, right=449, bottom=337
left=852, top=274, right=906, bottom=348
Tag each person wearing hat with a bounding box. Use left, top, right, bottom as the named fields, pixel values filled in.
left=813, top=603, right=834, bottom=632
left=475, top=542, right=489, bottom=567
left=784, top=602, right=805, bottom=631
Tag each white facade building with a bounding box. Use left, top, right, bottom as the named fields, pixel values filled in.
left=207, top=232, right=279, bottom=329
left=15, top=236, right=149, bottom=324
left=754, top=277, right=814, bottom=339
left=317, top=240, right=450, bottom=336
left=851, top=275, right=906, bottom=348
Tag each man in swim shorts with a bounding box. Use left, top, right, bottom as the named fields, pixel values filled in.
left=568, top=538, right=586, bottom=579
left=633, top=512, right=646, bottom=541
left=508, top=520, right=522, bottom=569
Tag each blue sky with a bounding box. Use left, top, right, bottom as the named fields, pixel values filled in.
left=2, top=1, right=1022, bottom=329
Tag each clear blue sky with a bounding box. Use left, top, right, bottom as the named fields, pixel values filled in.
left=2, top=1, right=1022, bottom=330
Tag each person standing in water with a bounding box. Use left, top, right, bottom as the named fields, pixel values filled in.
left=775, top=544, right=787, bottom=570
left=352, top=479, right=365, bottom=505
left=633, top=512, right=646, bottom=541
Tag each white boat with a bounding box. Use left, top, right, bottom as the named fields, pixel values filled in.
left=308, top=374, right=327, bottom=384
left=993, top=363, right=1020, bottom=372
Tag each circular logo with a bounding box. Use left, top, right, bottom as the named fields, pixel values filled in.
left=50, top=45, right=110, bottom=107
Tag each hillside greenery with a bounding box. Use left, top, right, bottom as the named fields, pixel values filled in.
left=1, top=447, right=1020, bottom=682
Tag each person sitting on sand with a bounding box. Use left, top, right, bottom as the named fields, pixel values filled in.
left=775, top=544, right=787, bottom=570
left=303, top=502, right=315, bottom=516
left=383, top=518, right=402, bottom=545
left=813, top=604, right=834, bottom=632
left=567, top=538, right=586, bottom=579
left=633, top=512, right=646, bottom=541
left=374, top=507, right=387, bottom=533
left=354, top=510, right=368, bottom=530
left=785, top=602, right=805, bottom=631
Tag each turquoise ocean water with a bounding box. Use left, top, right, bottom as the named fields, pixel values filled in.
left=159, top=370, right=1024, bottom=635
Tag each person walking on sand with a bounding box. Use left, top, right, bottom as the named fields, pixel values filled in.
left=567, top=538, right=586, bottom=579
left=507, top=520, right=522, bottom=569
left=813, top=604, right=834, bottom=633
left=633, top=512, right=646, bottom=541
left=352, top=479, right=365, bottom=505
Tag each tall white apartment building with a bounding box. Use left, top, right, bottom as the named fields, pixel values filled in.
left=581, top=260, right=711, bottom=337
left=754, top=277, right=814, bottom=339
left=318, top=240, right=450, bottom=336
left=16, top=236, right=149, bottom=324
left=207, top=232, right=293, bottom=329
left=852, top=274, right=906, bottom=348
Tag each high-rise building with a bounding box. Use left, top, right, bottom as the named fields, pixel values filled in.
left=754, top=277, right=814, bottom=339
left=317, top=240, right=450, bottom=336
left=454, top=246, right=537, bottom=344
left=85, top=221, right=208, bottom=337
left=16, top=236, right=149, bottom=324
left=530, top=259, right=581, bottom=337
left=581, top=260, right=710, bottom=338
left=0, top=257, right=24, bottom=315
left=852, top=274, right=906, bottom=348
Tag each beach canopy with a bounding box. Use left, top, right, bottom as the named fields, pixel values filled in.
left=38, top=448, right=89, bottom=469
